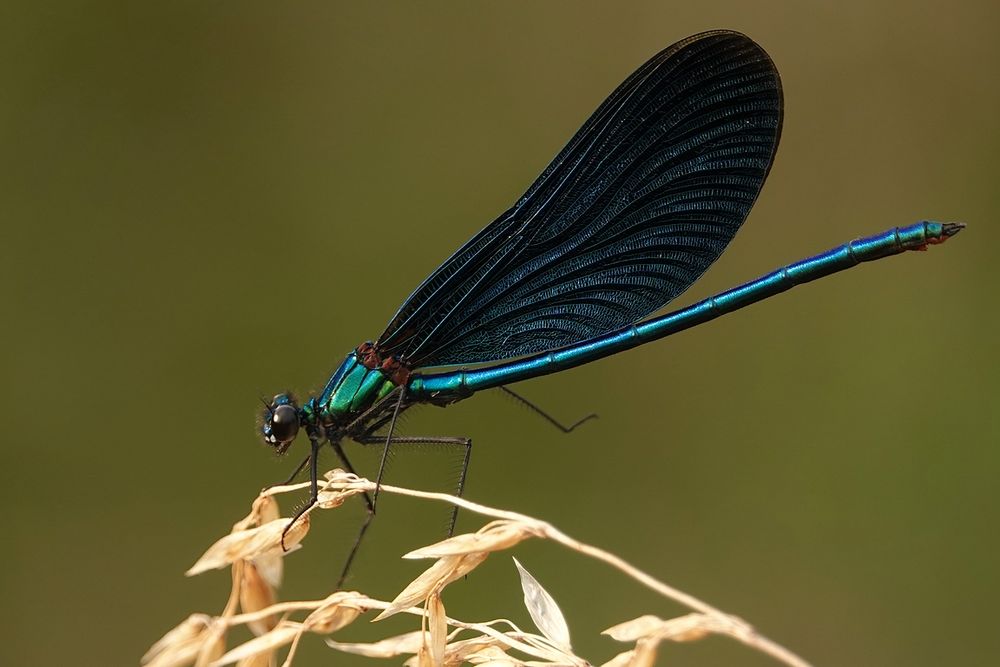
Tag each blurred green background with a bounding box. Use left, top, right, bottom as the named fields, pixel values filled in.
left=2, top=1, right=997, bottom=665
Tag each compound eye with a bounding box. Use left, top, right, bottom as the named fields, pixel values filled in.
left=270, top=404, right=300, bottom=443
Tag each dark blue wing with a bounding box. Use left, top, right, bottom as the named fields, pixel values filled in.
left=377, top=31, right=783, bottom=367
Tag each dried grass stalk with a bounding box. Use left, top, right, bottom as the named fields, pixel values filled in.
left=146, top=468, right=812, bottom=667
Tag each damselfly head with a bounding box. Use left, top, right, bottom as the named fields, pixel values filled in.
left=261, top=393, right=300, bottom=453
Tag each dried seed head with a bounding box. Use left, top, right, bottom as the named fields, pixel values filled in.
left=143, top=614, right=228, bottom=667
left=251, top=549, right=283, bottom=591
left=375, top=552, right=489, bottom=621
left=213, top=623, right=304, bottom=667
left=427, top=593, right=447, bottom=667
left=442, top=638, right=509, bottom=666
left=462, top=646, right=525, bottom=667
left=214, top=594, right=371, bottom=665
left=602, top=615, right=667, bottom=643
left=305, top=604, right=362, bottom=634
left=193, top=622, right=227, bottom=667
left=513, top=557, right=571, bottom=650
left=241, top=499, right=284, bottom=590
left=239, top=562, right=277, bottom=636
left=404, top=521, right=539, bottom=559
left=600, top=649, right=636, bottom=667
left=234, top=652, right=274, bottom=667
left=604, top=613, right=719, bottom=644
left=143, top=614, right=213, bottom=666
left=303, top=592, right=366, bottom=634
left=255, top=495, right=280, bottom=524
left=416, top=641, right=434, bottom=667
left=317, top=485, right=366, bottom=509
left=187, top=516, right=309, bottom=576
left=326, top=631, right=428, bottom=658
left=630, top=636, right=660, bottom=667
left=602, top=612, right=726, bottom=667
left=232, top=495, right=282, bottom=533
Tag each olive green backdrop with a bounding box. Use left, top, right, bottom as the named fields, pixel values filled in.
left=3, top=2, right=997, bottom=665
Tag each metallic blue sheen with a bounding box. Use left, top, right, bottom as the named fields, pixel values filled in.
left=320, top=355, right=394, bottom=420
left=408, top=221, right=950, bottom=402
left=317, top=352, right=357, bottom=405
left=328, top=359, right=366, bottom=414
left=374, top=31, right=784, bottom=368
left=351, top=367, right=390, bottom=412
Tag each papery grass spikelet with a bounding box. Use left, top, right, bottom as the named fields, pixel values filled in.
left=600, top=649, right=636, bottom=667
left=316, top=483, right=366, bottom=509
left=145, top=614, right=210, bottom=661
left=602, top=615, right=664, bottom=642
left=143, top=614, right=225, bottom=667
left=214, top=592, right=371, bottom=666
left=301, top=591, right=367, bottom=633
left=512, top=557, right=571, bottom=651
left=250, top=552, right=283, bottom=593
left=415, top=640, right=433, bottom=667
left=426, top=593, right=448, bottom=667
left=604, top=612, right=728, bottom=643
left=248, top=496, right=284, bottom=589
left=403, top=520, right=541, bottom=559
left=437, top=636, right=510, bottom=666
left=193, top=622, right=227, bottom=667
left=230, top=494, right=282, bottom=535
left=187, top=515, right=309, bottom=576
left=143, top=614, right=211, bottom=666
left=246, top=495, right=281, bottom=528
left=628, top=639, right=658, bottom=667
left=602, top=612, right=738, bottom=666
left=213, top=623, right=303, bottom=667
left=374, top=552, right=488, bottom=621
left=239, top=562, right=277, bottom=636
left=326, top=631, right=427, bottom=659
left=233, top=653, right=274, bottom=667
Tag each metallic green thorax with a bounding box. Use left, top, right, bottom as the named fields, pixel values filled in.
left=317, top=352, right=397, bottom=423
